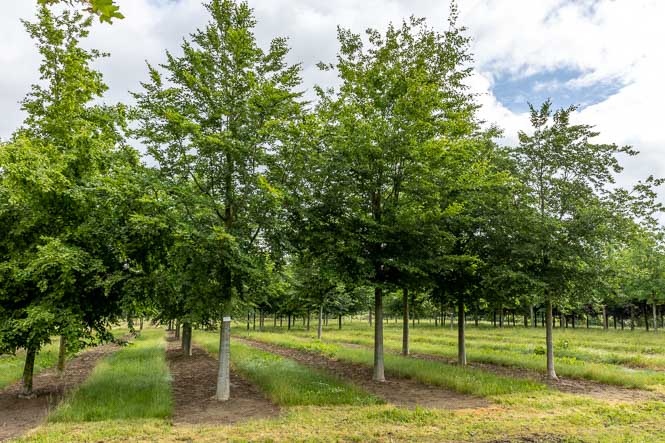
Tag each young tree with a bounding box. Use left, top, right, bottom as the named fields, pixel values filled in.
left=510, top=101, right=638, bottom=379
left=133, top=0, right=302, bottom=400
left=310, top=8, right=478, bottom=381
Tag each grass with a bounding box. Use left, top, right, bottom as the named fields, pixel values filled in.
left=275, top=322, right=665, bottom=389
left=14, top=324, right=665, bottom=442
left=48, top=329, right=171, bottom=422
left=235, top=331, right=545, bottom=398
left=193, top=330, right=381, bottom=406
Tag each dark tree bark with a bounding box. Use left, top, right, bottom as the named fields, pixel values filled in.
left=182, top=322, right=192, bottom=357
left=402, top=287, right=409, bottom=356
left=603, top=305, right=609, bottom=330
left=373, top=287, right=385, bottom=382
left=22, top=345, right=37, bottom=397
left=545, top=297, right=557, bottom=380
left=317, top=304, right=323, bottom=340
left=458, top=296, right=466, bottom=365
left=175, top=319, right=180, bottom=339
left=57, top=335, right=67, bottom=372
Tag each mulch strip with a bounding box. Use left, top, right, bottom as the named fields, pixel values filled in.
left=166, top=336, right=279, bottom=425
left=235, top=337, right=489, bottom=410
left=0, top=340, right=123, bottom=442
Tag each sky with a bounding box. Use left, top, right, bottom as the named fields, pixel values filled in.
left=1, top=0, right=663, bottom=196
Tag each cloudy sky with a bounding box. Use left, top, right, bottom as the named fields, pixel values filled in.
left=1, top=0, right=663, bottom=195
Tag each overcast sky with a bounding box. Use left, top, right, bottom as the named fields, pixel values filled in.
left=1, top=0, right=663, bottom=199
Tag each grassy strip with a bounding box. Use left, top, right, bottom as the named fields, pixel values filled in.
left=239, top=331, right=544, bottom=397
left=49, top=329, right=171, bottom=422
left=284, top=328, right=665, bottom=389
left=193, top=331, right=381, bottom=406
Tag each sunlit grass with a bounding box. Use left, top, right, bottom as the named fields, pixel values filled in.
left=49, top=329, right=171, bottom=422
left=193, top=330, right=381, bottom=406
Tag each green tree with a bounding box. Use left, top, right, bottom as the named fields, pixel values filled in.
left=133, top=0, right=303, bottom=400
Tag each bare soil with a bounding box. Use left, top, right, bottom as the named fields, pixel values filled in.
left=236, top=337, right=489, bottom=410
left=166, top=336, right=279, bottom=425
left=0, top=341, right=122, bottom=442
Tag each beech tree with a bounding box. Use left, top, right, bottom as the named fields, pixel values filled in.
left=0, top=6, right=134, bottom=395
left=310, top=9, right=478, bottom=381
left=510, top=101, right=640, bottom=379
left=133, top=0, right=302, bottom=400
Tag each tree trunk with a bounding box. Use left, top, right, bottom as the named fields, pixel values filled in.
left=402, top=287, right=409, bottom=356
left=57, top=335, right=67, bottom=373
left=602, top=305, right=608, bottom=330
left=317, top=304, right=323, bottom=340
left=247, top=312, right=251, bottom=330
left=373, top=287, right=385, bottom=382
left=307, top=310, right=311, bottom=331
left=499, top=306, right=504, bottom=328
left=653, top=298, right=658, bottom=332
left=21, top=345, right=37, bottom=397
left=530, top=305, right=536, bottom=328
left=253, top=310, right=256, bottom=331
left=545, top=297, right=557, bottom=380
left=338, top=314, right=342, bottom=330
left=215, top=314, right=231, bottom=401
left=571, top=312, right=575, bottom=329
left=175, top=319, right=180, bottom=339
left=139, top=318, right=144, bottom=331
left=260, top=309, right=264, bottom=332
left=182, top=322, right=192, bottom=356
left=644, top=303, right=650, bottom=331
left=458, top=296, right=466, bottom=365
left=288, top=313, right=291, bottom=330
left=369, top=308, right=372, bottom=326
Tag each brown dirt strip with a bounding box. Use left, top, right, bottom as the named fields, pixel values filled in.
left=235, top=337, right=489, bottom=410
left=166, top=336, right=279, bottom=425
left=0, top=340, right=123, bottom=442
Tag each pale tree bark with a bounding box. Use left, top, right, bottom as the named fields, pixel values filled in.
left=458, top=296, right=466, bottom=365
left=602, top=305, right=608, bottom=330
left=373, top=287, right=385, bottom=382
left=530, top=304, right=536, bottom=328
left=402, top=287, right=409, bottom=356
left=215, top=314, right=231, bottom=401
left=546, top=297, right=558, bottom=380
left=57, top=335, right=67, bottom=373
left=21, top=345, right=37, bottom=397
left=317, top=304, right=324, bottom=339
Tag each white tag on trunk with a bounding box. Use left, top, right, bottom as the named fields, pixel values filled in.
left=223, top=316, right=231, bottom=322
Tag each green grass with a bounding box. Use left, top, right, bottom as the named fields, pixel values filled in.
left=48, top=329, right=171, bottom=422
left=272, top=322, right=665, bottom=389
left=235, top=331, right=545, bottom=398
left=193, top=330, right=381, bottom=406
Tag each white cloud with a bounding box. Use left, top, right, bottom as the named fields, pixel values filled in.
left=1, top=0, right=663, bottom=201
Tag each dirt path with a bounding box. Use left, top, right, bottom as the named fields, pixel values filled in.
left=0, top=341, right=122, bottom=442
left=236, top=337, right=489, bottom=410
left=166, top=336, right=279, bottom=425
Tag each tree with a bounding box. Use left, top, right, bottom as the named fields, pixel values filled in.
left=133, top=0, right=302, bottom=400
left=38, top=0, right=123, bottom=23
left=510, top=100, right=639, bottom=379
left=309, top=8, right=478, bottom=381
left=0, top=6, right=133, bottom=395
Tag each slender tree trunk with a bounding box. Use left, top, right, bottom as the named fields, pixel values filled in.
left=402, top=287, right=409, bottom=356
left=182, top=322, right=192, bottom=356
left=247, top=312, right=251, bottom=330
left=57, top=335, right=67, bottom=373
left=602, top=305, right=608, bottom=330
left=215, top=313, right=231, bottom=401
left=260, top=309, right=264, bottom=332
left=175, top=319, right=180, bottom=339
left=369, top=308, right=372, bottom=326
left=545, top=297, right=557, bottom=380
left=499, top=306, right=504, bottom=328
left=139, top=318, right=144, bottom=331
left=253, top=310, right=256, bottom=331
left=653, top=298, right=658, bottom=332
left=630, top=305, right=635, bottom=330
left=21, top=345, right=37, bottom=397
left=530, top=305, right=535, bottom=328
left=307, top=310, right=311, bottom=331
left=373, top=287, right=385, bottom=382
left=317, top=304, right=323, bottom=340
left=644, top=303, right=650, bottom=331
left=571, top=313, right=575, bottom=329
left=338, top=314, right=342, bottom=330
left=586, top=315, right=589, bottom=329
left=458, top=296, right=466, bottom=365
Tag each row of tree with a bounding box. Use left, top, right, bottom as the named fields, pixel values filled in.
left=1, top=0, right=663, bottom=398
